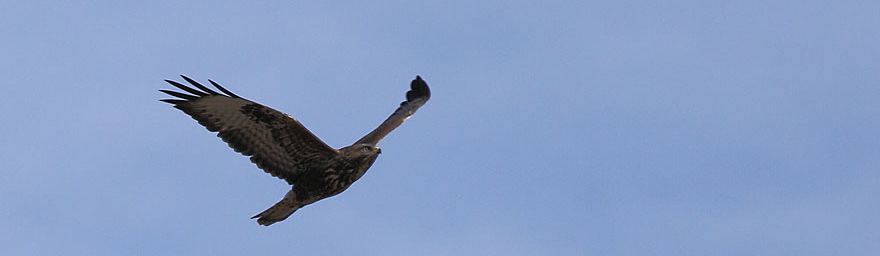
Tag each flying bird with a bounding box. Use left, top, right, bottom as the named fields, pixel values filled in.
left=160, top=75, right=430, bottom=226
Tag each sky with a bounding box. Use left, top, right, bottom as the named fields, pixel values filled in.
left=1, top=0, right=878, bottom=255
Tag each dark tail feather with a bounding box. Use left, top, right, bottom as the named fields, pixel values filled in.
left=252, top=191, right=299, bottom=226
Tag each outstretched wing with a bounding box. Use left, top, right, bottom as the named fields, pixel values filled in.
left=160, top=75, right=338, bottom=184
left=355, top=76, right=431, bottom=145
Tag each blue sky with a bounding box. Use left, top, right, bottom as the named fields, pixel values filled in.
left=1, top=0, right=878, bottom=255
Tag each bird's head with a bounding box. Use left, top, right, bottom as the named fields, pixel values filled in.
left=340, top=143, right=381, bottom=160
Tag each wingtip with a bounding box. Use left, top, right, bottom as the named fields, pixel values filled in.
left=408, top=75, right=430, bottom=100
left=411, top=75, right=428, bottom=87
left=180, top=75, right=222, bottom=95
left=159, top=99, right=187, bottom=104
left=208, top=79, right=241, bottom=98
left=159, top=89, right=199, bottom=100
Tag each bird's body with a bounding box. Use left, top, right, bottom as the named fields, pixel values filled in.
left=250, top=144, right=381, bottom=225
left=160, top=76, right=430, bottom=226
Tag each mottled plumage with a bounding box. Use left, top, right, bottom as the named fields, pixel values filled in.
left=160, top=75, right=430, bottom=226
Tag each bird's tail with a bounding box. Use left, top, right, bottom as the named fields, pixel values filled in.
left=251, top=190, right=300, bottom=226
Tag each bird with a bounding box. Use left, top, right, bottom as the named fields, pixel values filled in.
left=159, top=75, right=430, bottom=226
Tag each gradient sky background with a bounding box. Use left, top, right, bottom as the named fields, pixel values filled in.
left=1, top=1, right=878, bottom=255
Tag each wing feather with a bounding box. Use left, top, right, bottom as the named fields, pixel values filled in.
left=160, top=76, right=338, bottom=184
left=208, top=79, right=242, bottom=98
left=159, top=89, right=198, bottom=100
left=181, top=75, right=222, bottom=95
left=164, top=80, right=208, bottom=96
left=355, top=76, right=431, bottom=145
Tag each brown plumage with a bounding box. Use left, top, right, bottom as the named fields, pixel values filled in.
left=160, top=75, right=431, bottom=226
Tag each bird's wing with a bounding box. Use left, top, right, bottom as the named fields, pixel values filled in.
left=355, top=76, right=431, bottom=145
left=160, top=76, right=338, bottom=184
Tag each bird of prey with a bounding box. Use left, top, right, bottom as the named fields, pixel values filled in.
left=160, top=75, right=430, bottom=226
